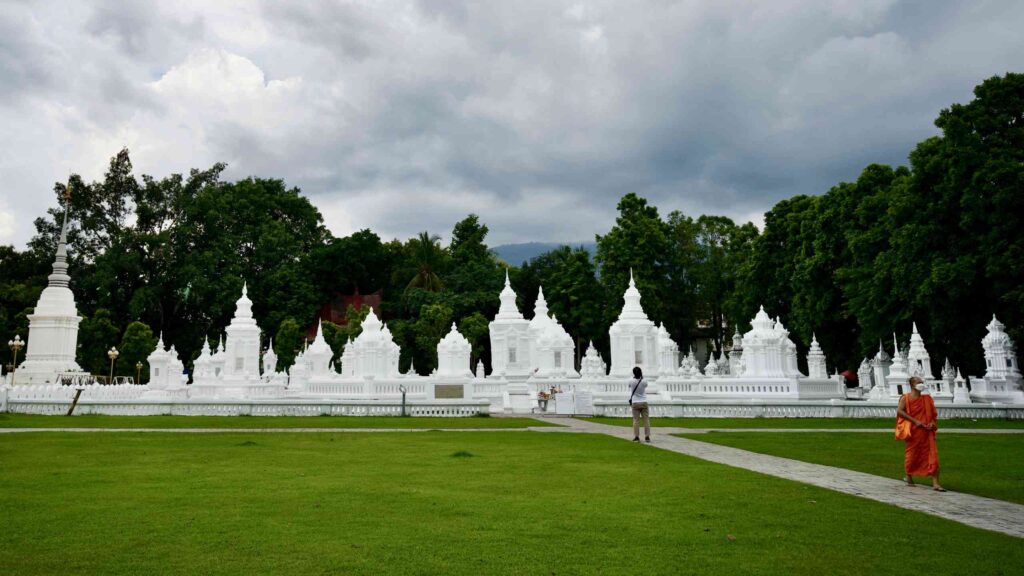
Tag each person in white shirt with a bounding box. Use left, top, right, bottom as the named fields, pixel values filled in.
left=629, top=366, right=650, bottom=443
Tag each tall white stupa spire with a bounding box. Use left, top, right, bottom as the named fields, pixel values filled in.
left=608, top=268, right=657, bottom=377
left=16, top=182, right=86, bottom=384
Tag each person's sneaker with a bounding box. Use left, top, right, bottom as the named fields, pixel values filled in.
left=633, top=437, right=640, bottom=442
left=645, top=437, right=651, bottom=443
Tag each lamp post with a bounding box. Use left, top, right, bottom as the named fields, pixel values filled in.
left=135, top=361, right=143, bottom=385
left=107, top=347, right=119, bottom=384
left=8, top=334, right=24, bottom=386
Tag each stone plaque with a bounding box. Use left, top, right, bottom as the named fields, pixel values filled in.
left=435, top=384, right=465, bottom=399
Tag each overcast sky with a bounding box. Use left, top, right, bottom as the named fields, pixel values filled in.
left=1, top=1, right=1022, bottom=247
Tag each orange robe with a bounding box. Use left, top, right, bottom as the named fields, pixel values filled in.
left=903, top=394, right=939, bottom=476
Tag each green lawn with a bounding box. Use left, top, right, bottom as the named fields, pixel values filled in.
left=585, top=416, right=1024, bottom=429
left=0, top=413, right=553, bottom=429
left=2, top=432, right=1022, bottom=575
left=675, top=432, right=1024, bottom=505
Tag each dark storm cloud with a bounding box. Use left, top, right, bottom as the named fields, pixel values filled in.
left=1, top=0, right=1022, bottom=246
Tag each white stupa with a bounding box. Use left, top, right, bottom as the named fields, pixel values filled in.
left=488, top=270, right=532, bottom=377
left=656, top=324, right=680, bottom=377
left=527, top=287, right=577, bottom=378
left=869, top=340, right=892, bottom=399
left=16, top=198, right=88, bottom=384
left=739, top=306, right=801, bottom=378
left=806, top=333, right=828, bottom=379
left=906, top=322, right=934, bottom=379
left=436, top=323, right=472, bottom=378
left=346, top=309, right=400, bottom=378
left=971, top=316, right=1023, bottom=403
left=262, top=339, right=279, bottom=378
left=579, top=342, right=607, bottom=378
left=727, top=327, right=744, bottom=375
left=221, top=283, right=262, bottom=383
left=608, top=270, right=658, bottom=378
left=305, top=320, right=333, bottom=378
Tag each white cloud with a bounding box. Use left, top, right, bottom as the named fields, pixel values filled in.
left=0, top=0, right=1022, bottom=249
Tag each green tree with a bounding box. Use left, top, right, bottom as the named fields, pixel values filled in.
left=273, top=318, right=304, bottom=372
left=458, top=312, right=490, bottom=370
left=78, top=309, right=121, bottom=376
left=118, top=321, right=157, bottom=381
left=412, top=303, right=453, bottom=373
left=596, top=193, right=671, bottom=334
left=400, top=232, right=445, bottom=296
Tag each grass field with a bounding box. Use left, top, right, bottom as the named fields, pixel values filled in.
left=675, top=432, right=1024, bottom=504
left=0, top=413, right=554, bottom=429
left=2, top=431, right=1022, bottom=575
left=585, top=416, right=1024, bottom=429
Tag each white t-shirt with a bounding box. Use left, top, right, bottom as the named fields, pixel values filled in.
left=629, top=378, right=647, bottom=403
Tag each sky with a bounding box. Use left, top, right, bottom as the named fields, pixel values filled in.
left=1, top=0, right=1022, bottom=248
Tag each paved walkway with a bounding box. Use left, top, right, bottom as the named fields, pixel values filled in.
left=534, top=417, right=1024, bottom=538
left=616, top=427, right=1024, bottom=434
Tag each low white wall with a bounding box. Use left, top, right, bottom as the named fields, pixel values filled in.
left=593, top=399, right=1024, bottom=420
left=6, top=397, right=491, bottom=417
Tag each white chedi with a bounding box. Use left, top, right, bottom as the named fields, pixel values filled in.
left=727, top=327, right=744, bottom=375
left=679, top=347, right=702, bottom=378
left=146, top=333, right=185, bottom=390
left=221, top=284, right=262, bottom=383
left=527, top=287, right=577, bottom=377
left=806, top=333, right=828, bottom=379
left=305, top=320, right=334, bottom=378
left=982, top=316, right=1020, bottom=380
left=436, top=323, right=472, bottom=378
left=580, top=342, right=607, bottom=378
left=857, top=358, right=873, bottom=390
left=193, top=340, right=214, bottom=381
left=888, top=334, right=909, bottom=379
left=953, top=367, right=972, bottom=404
left=740, top=306, right=802, bottom=378
left=868, top=340, right=892, bottom=399
left=489, top=270, right=532, bottom=377
left=656, top=323, right=680, bottom=376
left=970, top=315, right=1023, bottom=403
left=704, top=354, right=721, bottom=376
left=262, top=339, right=278, bottom=378
left=907, top=322, right=934, bottom=379
left=16, top=201, right=87, bottom=384
left=608, top=270, right=658, bottom=378
left=346, top=309, right=401, bottom=378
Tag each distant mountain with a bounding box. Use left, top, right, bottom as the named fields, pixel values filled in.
left=491, top=242, right=597, bottom=266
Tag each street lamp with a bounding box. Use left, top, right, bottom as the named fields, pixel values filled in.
left=107, top=346, right=119, bottom=384
left=8, top=334, right=24, bottom=386
left=136, top=361, right=143, bottom=384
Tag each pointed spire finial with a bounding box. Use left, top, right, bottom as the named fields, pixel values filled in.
left=504, top=268, right=510, bottom=286
left=242, top=282, right=248, bottom=297
left=912, top=321, right=919, bottom=334
left=629, top=268, right=635, bottom=286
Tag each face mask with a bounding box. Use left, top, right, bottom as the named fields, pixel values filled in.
left=914, top=383, right=927, bottom=392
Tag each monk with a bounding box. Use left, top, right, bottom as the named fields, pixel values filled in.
left=896, top=376, right=945, bottom=491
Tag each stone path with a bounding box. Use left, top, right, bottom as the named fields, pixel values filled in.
left=623, top=427, right=1024, bottom=435
left=535, top=417, right=1024, bottom=538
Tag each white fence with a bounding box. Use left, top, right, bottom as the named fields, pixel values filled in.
left=593, top=399, right=1024, bottom=420
left=5, top=397, right=491, bottom=417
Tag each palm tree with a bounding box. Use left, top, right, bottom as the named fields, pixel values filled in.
left=401, top=231, right=444, bottom=295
